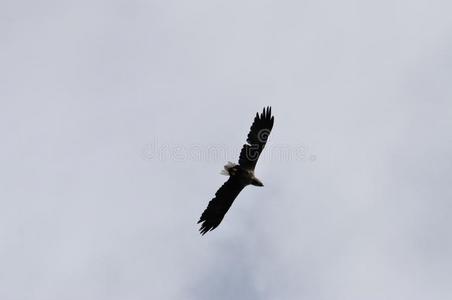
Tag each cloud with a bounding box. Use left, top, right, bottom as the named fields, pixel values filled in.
left=1, top=0, right=451, bottom=299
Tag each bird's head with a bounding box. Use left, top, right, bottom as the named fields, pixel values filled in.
left=251, top=177, right=264, bottom=187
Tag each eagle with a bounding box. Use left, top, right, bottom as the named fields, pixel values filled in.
left=197, top=106, right=274, bottom=235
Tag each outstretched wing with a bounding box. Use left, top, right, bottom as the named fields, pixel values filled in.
left=238, top=106, right=274, bottom=170
left=198, top=176, right=246, bottom=235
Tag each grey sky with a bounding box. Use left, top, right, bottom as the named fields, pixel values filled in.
left=1, top=0, right=452, bottom=299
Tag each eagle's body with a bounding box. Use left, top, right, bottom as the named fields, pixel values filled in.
left=197, top=107, right=274, bottom=235
left=222, top=162, right=264, bottom=186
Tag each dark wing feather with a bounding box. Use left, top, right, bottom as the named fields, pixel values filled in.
left=238, top=106, right=274, bottom=170
left=198, top=176, right=246, bottom=235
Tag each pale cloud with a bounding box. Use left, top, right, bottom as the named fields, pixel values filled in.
left=1, top=0, right=451, bottom=299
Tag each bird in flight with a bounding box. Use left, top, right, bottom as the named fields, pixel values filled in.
left=197, top=106, right=274, bottom=235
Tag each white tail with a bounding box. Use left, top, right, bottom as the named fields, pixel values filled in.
left=220, top=161, right=238, bottom=176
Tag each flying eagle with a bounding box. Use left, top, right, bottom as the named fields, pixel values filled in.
left=197, top=106, right=274, bottom=235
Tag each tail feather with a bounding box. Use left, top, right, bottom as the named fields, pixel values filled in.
left=220, top=161, right=237, bottom=176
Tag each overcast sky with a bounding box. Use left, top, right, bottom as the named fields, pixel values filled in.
left=1, top=0, right=452, bottom=299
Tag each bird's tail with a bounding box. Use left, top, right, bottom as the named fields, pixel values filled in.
left=220, top=161, right=237, bottom=176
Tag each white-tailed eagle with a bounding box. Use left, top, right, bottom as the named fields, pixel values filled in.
left=197, top=107, right=274, bottom=235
